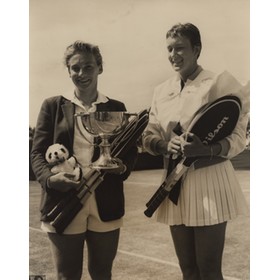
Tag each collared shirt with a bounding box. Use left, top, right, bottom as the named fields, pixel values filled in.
left=148, top=68, right=216, bottom=142
left=143, top=69, right=249, bottom=160
left=72, top=92, right=109, bottom=174
left=71, top=91, right=109, bottom=112
left=179, top=65, right=203, bottom=90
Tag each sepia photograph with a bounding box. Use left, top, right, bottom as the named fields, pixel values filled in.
left=28, top=0, right=250, bottom=279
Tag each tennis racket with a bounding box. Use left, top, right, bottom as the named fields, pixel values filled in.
left=144, top=95, right=241, bottom=217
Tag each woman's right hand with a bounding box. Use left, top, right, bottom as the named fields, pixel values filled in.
left=47, top=172, right=80, bottom=192
left=167, top=135, right=182, bottom=155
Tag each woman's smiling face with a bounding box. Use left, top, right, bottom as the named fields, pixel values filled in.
left=68, top=52, right=102, bottom=92
left=166, top=36, right=200, bottom=80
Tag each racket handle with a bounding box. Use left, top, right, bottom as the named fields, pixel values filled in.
left=46, top=190, right=76, bottom=221
left=146, top=184, right=166, bottom=208
left=50, top=196, right=83, bottom=234
left=144, top=188, right=169, bottom=218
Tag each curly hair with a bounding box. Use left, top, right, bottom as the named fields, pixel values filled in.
left=63, top=40, right=103, bottom=72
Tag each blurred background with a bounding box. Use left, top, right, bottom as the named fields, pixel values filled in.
left=29, top=0, right=250, bottom=178
left=29, top=0, right=249, bottom=127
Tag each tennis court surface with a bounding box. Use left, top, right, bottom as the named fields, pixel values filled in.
left=30, top=169, right=249, bottom=280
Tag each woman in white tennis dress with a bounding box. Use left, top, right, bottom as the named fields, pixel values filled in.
left=143, top=23, right=249, bottom=280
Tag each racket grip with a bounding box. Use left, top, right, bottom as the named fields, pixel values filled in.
left=50, top=196, right=83, bottom=234
left=146, top=184, right=166, bottom=208
left=46, top=190, right=76, bottom=221
left=144, top=188, right=169, bottom=218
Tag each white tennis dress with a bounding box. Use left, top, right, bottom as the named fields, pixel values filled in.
left=143, top=68, right=249, bottom=226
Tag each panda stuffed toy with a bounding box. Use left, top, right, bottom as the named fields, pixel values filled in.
left=45, top=143, right=81, bottom=181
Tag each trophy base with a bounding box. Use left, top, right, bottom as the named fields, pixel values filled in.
left=90, top=158, right=120, bottom=170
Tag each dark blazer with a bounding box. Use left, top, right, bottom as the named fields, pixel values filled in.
left=31, top=95, right=138, bottom=222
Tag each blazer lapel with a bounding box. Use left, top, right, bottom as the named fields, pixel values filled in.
left=96, top=102, right=112, bottom=111
left=62, top=101, right=75, bottom=149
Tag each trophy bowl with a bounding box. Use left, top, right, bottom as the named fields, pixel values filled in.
left=75, top=111, right=131, bottom=169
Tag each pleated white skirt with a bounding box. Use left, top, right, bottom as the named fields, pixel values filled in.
left=155, top=160, right=249, bottom=226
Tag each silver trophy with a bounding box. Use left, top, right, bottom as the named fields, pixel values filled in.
left=75, top=111, right=131, bottom=169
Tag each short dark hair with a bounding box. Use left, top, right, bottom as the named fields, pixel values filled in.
left=166, top=23, right=202, bottom=58
left=63, top=40, right=103, bottom=72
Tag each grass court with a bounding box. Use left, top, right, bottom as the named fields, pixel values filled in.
left=30, top=168, right=249, bottom=280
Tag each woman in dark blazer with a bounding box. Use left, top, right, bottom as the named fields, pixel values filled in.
left=31, top=41, right=137, bottom=280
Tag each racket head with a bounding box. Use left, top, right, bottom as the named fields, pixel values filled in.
left=187, top=95, right=241, bottom=145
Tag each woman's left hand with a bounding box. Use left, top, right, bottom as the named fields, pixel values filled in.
left=106, top=158, right=127, bottom=175
left=181, top=132, right=209, bottom=157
